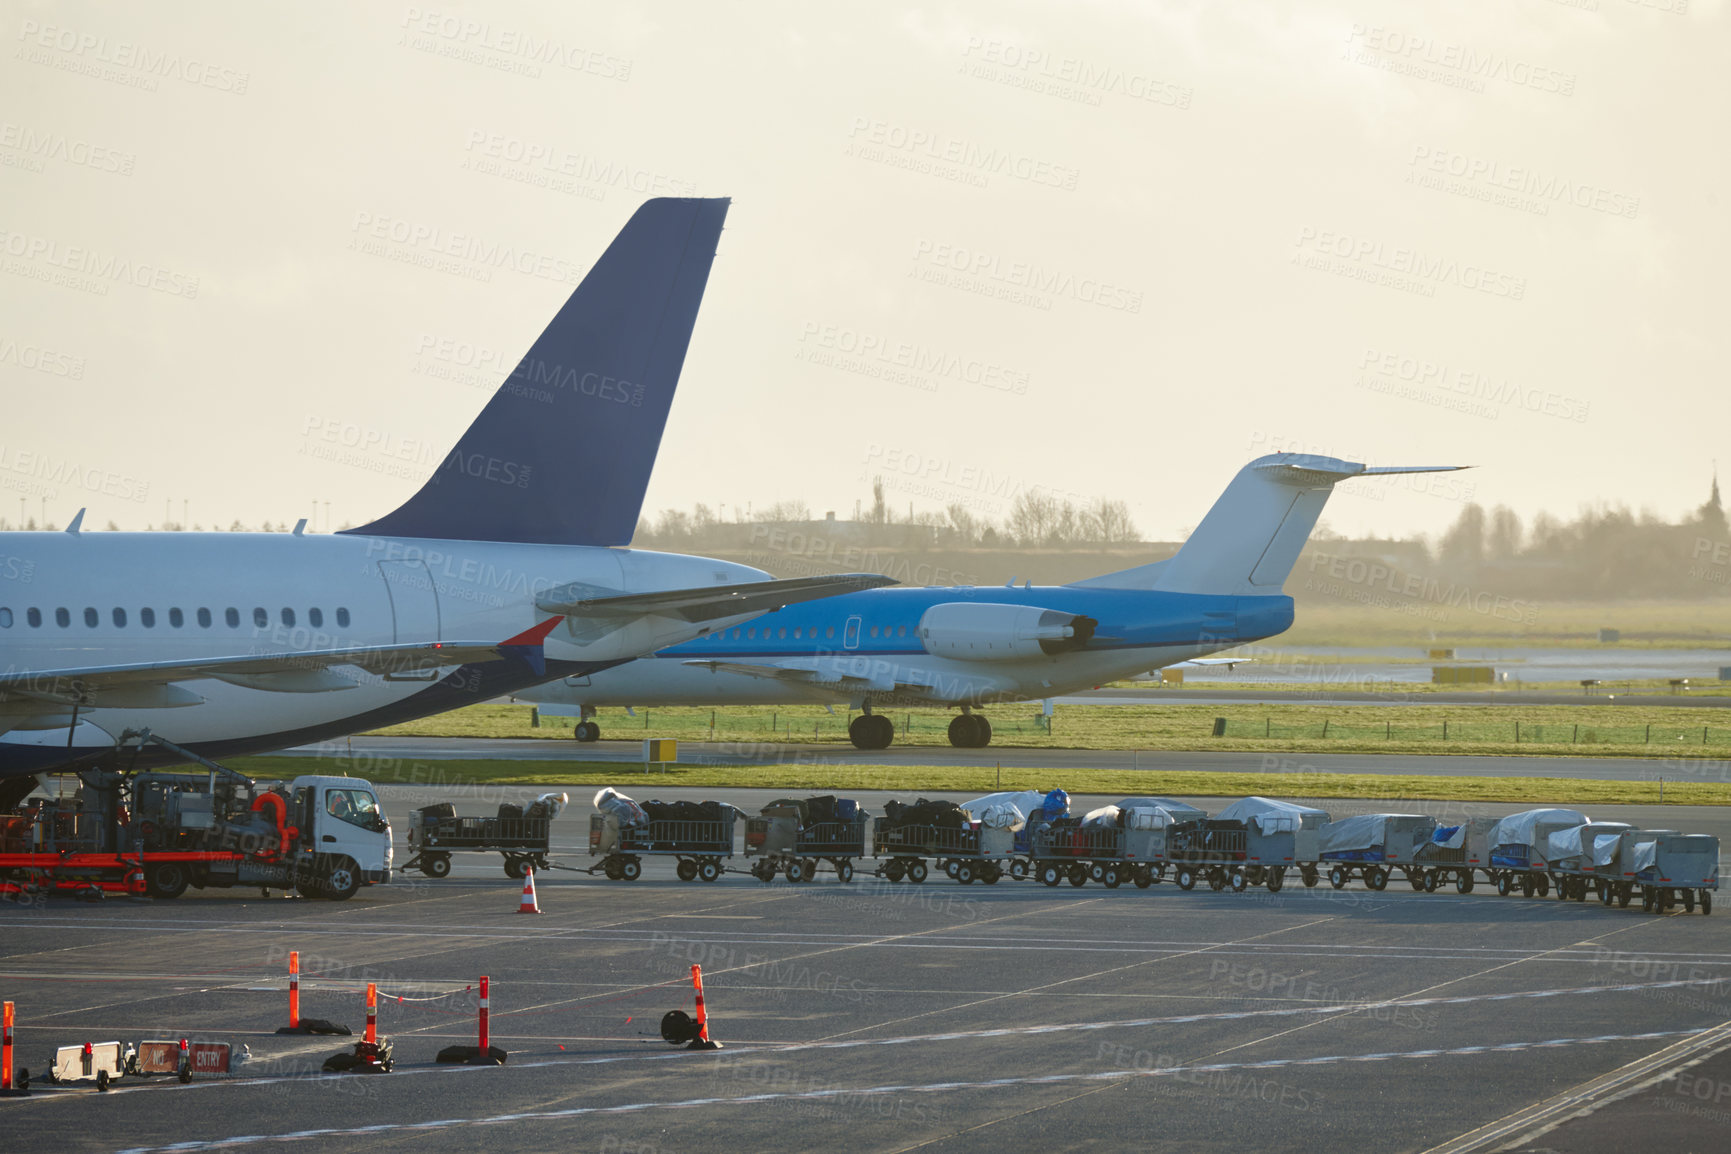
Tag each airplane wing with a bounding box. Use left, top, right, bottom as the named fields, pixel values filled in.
left=681, top=659, right=889, bottom=696
left=537, top=573, right=895, bottom=622
left=0, top=618, right=566, bottom=716
left=679, top=658, right=986, bottom=706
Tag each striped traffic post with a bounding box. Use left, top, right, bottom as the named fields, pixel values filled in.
left=288, top=951, right=300, bottom=1029
left=478, top=976, right=490, bottom=1053
left=2, top=1001, right=13, bottom=1090
left=365, top=983, right=377, bottom=1047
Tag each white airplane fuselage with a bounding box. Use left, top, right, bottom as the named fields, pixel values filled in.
left=0, top=530, right=768, bottom=774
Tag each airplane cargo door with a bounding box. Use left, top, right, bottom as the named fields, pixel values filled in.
left=378, top=560, right=441, bottom=643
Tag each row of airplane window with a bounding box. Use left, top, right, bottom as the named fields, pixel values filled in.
left=716, top=623, right=909, bottom=641
left=0, top=606, right=352, bottom=630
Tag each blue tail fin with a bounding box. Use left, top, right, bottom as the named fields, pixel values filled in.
left=343, top=197, right=730, bottom=546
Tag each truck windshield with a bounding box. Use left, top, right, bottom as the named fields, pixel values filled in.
left=326, top=788, right=382, bottom=828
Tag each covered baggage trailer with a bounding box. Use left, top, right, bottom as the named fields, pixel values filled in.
left=1487, top=808, right=1589, bottom=898
left=402, top=794, right=564, bottom=879
left=745, top=799, right=869, bottom=883
left=1318, top=814, right=1438, bottom=892
left=1541, top=822, right=1636, bottom=903
left=1026, top=803, right=1209, bottom=890
left=1415, top=816, right=1501, bottom=893
left=1618, top=830, right=1718, bottom=914
left=1169, top=798, right=1328, bottom=893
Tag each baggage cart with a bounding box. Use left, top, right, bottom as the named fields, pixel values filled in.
left=1025, top=804, right=1196, bottom=889
left=403, top=804, right=554, bottom=879
left=587, top=812, right=736, bottom=882
left=1167, top=798, right=1329, bottom=893
left=1541, top=822, right=1636, bottom=904
left=1619, top=830, right=1718, bottom=915
left=1415, top=816, right=1501, bottom=893
left=1029, top=821, right=1128, bottom=888
left=1318, top=814, right=1437, bottom=892
left=1486, top=809, right=1588, bottom=898
left=872, top=818, right=1013, bottom=885
left=745, top=815, right=869, bottom=883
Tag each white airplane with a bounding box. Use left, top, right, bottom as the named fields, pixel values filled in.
left=0, top=198, right=889, bottom=803
left=517, top=454, right=1463, bottom=748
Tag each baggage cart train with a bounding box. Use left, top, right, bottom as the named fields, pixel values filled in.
left=565, top=789, right=1720, bottom=915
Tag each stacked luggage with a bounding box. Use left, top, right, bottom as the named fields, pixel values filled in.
left=1170, top=797, right=1329, bottom=893
left=404, top=793, right=563, bottom=878
left=744, top=794, right=868, bottom=883
left=874, top=796, right=1000, bottom=884
left=588, top=788, right=737, bottom=882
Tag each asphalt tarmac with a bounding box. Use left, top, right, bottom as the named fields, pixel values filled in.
left=284, top=734, right=1731, bottom=784
left=2, top=788, right=1727, bottom=1153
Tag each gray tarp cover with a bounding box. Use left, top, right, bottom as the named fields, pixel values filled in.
left=1489, top=808, right=1589, bottom=850
left=1081, top=806, right=1122, bottom=830
left=1215, top=796, right=1330, bottom=834
left=1123, top=807, right=1186, bottom=831
left=1318, top=814, right=1431, bottom=854
left=960, top=791, right=1048, bottom=820
left=1545, top=823, right=1633, bottom=865
left=1116, top=797, right=1209, bottom=821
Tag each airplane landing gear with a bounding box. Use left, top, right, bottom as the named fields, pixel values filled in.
left=573, top=720, right=601, bottom=742
left=947, top=713, right=992, bottom=748
left=848, top=712, right=895, bottom=750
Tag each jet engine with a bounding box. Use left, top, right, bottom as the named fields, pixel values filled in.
left=917, top=603, right=1097, bottom=661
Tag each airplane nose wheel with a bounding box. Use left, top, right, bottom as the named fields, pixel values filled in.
left=573, top=720, right=600, bottom=742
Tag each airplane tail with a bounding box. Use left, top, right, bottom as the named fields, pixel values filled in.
left=1069, top=454, right=1467, bottom=595
left=343, top=197, right=730, bottom=546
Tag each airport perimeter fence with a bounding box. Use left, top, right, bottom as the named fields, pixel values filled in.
left=1213, top=717, right=1731, bottom=747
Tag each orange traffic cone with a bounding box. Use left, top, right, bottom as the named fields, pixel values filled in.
left=518, top=867, right=541, bottom=914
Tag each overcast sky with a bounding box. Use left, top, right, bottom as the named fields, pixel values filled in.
left=4, top=0, right=1725, bottom=542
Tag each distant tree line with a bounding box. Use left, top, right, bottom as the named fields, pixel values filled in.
left=634, top=476, right=1139, bottom=550
left=1416, top=478, right=1731, bottom=599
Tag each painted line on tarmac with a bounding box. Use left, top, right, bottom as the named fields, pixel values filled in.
left=15, top=917, right=1731, bottom=967
left=1432, top=1022, right=1731, bottom=1153
left=109, top=1029, right=1706, bottom=1152
left=31, top=976, right=1725, bottom=1109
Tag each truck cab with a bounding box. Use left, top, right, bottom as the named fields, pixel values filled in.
left=290, top=775, right=393, bottom=897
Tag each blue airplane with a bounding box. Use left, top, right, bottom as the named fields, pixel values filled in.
left=518, top=454, right=1463, bottom=748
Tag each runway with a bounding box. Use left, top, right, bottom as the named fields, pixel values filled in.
left=2, top=787, right=1726, bottom=1153
left=280, top=735, right=1729, bottom=783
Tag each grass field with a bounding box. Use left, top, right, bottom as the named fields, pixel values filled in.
left=370, top=700, right=1731, bottom=758
left=230, top=754, right=1731, bottom=808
